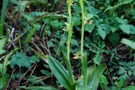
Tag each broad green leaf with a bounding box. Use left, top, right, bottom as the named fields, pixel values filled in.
left=119, top=24, right=130, bottom=34
left=110, top=26, right=119, bottom=33
left=121, top=38, right=135, bottom=49
left=99, top=75, right=108, bottom=90
left=50, top=20, right=60, bottom=28
left=130, top=25, right=135, bottom=34
left=122, top=86, right=135, bottom=90
left=19, top=86, right=58, bottom=90
left=0, top=76, right=7, bottom=89
left=72, top=15, right=81, bottom=26
left=88, top=5, right=99, bottom=15
left=76, top=85, right=92, bottom=90
left=71, top=39, right=78, bottom=46
left=97, top=26, right=106, bottom=40
left=72, top=5, right=81, bottom=13
left=93, top=53, right=102, bottom=65
left=87, top=64, right=106, bottom=90
left=117, top=77, right=125, bottom=89
left=86, top=14, right=94, bottom=19
left=85, top=24, right=95, bottom=33
left=48, top=56, right=73, bottom=90
left=74, top=76, right=92, bottom=90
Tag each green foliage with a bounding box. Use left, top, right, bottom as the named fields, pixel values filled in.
left=86, top=64, right=106, bottom=90
left=25, top=24, right=40, bottom=44
left=122, top=86, right=135, bottom=90
left=0, top=36, right=6, bottom=54
left=0, top=0, right=135, bottom=89
left=0, top=48, right=18, bottom=89
left=10, top=52, right=39, bottom=68
left=89, top=41, right=107, bottom=65
left=0, top=0, right=9, bottom=36
left=47, top=55, right=106, bottom=90
left=27, top=75, right=45, bottom=85
left=108, top=33, right=120, bottom=46
left=48, top=56, right=74, bottom=90
left=19, top=86, right=58, bottom=90
left=99, top=75, right=109, bottom=90
left=121, top=38, right=135, bottom=49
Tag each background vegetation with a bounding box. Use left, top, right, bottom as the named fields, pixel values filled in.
left=0, top=0, right=135, bottom=90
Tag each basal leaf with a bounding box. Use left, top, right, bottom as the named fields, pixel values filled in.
left=48, top=56, right=72, bottom=90
left=0, top=76, right=7, bottom=89
left=87, top=64, right=106, bottom=90
left=19, top=86, right=58, bottom=90
left=76, top=85, right=92, bottom=90
left=122, top=86, right=135, bottom=90
left=99, top=75, right=108, bottom=90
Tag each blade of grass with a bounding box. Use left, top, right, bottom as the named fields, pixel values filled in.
left=0, top=0, right=9, bottom=36
left=25, top=24, right=40, bottom=44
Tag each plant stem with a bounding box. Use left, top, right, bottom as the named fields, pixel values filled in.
left=79, top=0, right=87, bottom=86
left=66, top=0, right=75, bottom=84
left=67, top=0, right=72, bottom=60
left=80, top=0, right=85, bottom=61
left=0, top=0, right=9, bottom=36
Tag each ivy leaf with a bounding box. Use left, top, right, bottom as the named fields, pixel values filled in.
left=50, top=20, right=60, bottom=28
left=71, top=39, right=78, bottom=46
left=93, top=53, right=102, bottom=65
left=119, top=24, right=130, bottom=34
left=85, top=24, right=95, bottom=33
left=72, top=5, right=81, bottom=13
left=10, top=52, right=39, bottom=68
left=97, top=26, right=106, bottom=40
left=72, top=15, right=81, bottom=26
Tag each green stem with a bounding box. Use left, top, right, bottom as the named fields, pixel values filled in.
left=66, top=0, right=75, bottom=84
left=80, top=1, right=85, bottom=61
left=79, top=0, right=87, bottom=86
left=67, top=0, right=72, bottom=60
